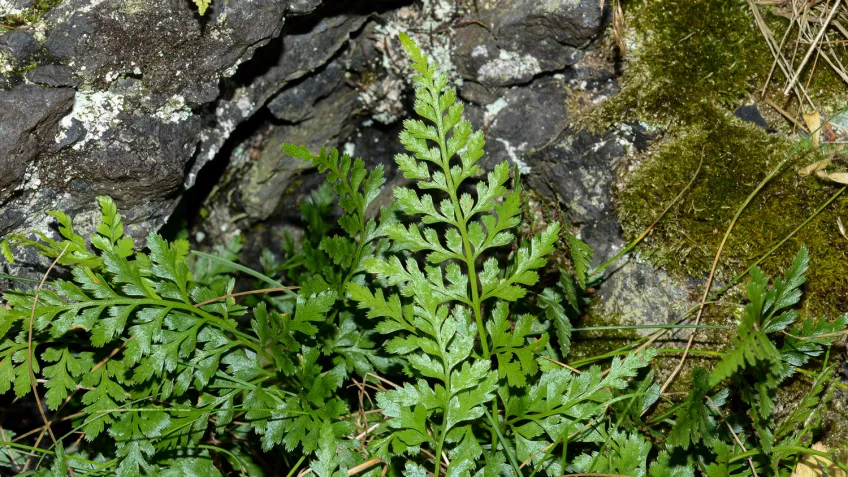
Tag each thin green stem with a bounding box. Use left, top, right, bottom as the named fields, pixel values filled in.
left=729, top=446, right=848, bottom=473
left=433, top=99, right=490, bottom=357
left=191, top=251, right=294, bottom=294
left=484, top=408, right=521, bottom=475
left=197, top=444, right=250, bottom=477
left=285, top=456, right=307, bottom=477
left=430, top=83, right=496, bottom=458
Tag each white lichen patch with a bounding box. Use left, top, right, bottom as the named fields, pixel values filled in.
left=0, top=0, right=26, bottom=16
left=363, top=0, right=458, bottom=124
left=31, top=20, right=48, bottom=43
left=477, top=50, right=541, bottom=85
left=471, top=45, right=489, bottom=58
left=343, top=142, right=356, bottom=157
left=155, top=95, right=192, bottom=123
left=540, top=0, right=581, bottom=13
left=495, top=138, right=531, bottom=174
left=359, top=77, right=405, bottom=124
left=55, top=90, right=125, bottom=150
left=16, top=162, right=41, bottom=192
left=0, top=50, right=13, bottom=74
left=484, top=97, right=509, bottom=128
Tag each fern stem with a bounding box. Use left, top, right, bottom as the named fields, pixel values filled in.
left=431, top=84, right=490, bottom=358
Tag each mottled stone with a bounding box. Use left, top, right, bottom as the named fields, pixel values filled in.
left=453, top=0, right=604, bottom=91
left=267, top=56, right=346, bottom=123
left=186, top=10, right=368, bottom=188
left=0, top=30, right=39, bottom=63
left=45, top=0, right=285, bottom=105
left=0, top=85, right=75, bottom=203
left=26, top=65, right=79, bottom=88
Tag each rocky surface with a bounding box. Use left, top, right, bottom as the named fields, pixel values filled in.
left=0, top=0, right=699, bottom=336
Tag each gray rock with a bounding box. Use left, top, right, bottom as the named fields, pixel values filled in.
left=1, top=0, right=287, bottom=274
left=596, top=258, right=695, bottom=336
left=0, top=30, right=39, bottom=64
left=26, top=65, right=79, bottom=88
left=267, top=56, right=346, bottom=123
left=527, top=123, right=696, bottom=334
left=45, top=0, right=285, bottom=104
left=0, top=0, right=33, bottom=11
left=287, top=0, right=322, bottom=15
left=217, top=78, right=359, bottom=227
left=453, top=0, right=603, bottom=91
left=481, top=76, right=570, bottom=170
left=186, top=10, right=368, bottom=188
left=0, top=85, right=75, bottom=203
left=68, top=113, right=201, bottom=202
left=734, top=104, right=769, bottom=130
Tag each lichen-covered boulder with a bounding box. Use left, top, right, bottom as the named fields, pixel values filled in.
left=453, top=0, right=605, bottom=91
left=0, top=0, right=289, bottom=274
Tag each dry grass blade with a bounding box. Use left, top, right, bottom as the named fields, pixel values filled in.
left=706, top=396, right=759, bottom=477
left=816, top=169, right=848, bottom=183
left=24, top=243, right=73, bottom=476
left=784, top=0, right=843, bottom=95
left=193, top=286, right=299, bottom=307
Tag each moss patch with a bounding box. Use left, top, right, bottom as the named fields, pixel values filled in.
left=1, top=0, right=62, bottom=29
left=593, top=0, right=771, bottom=127
left=617, top=112, right=848, bottom=315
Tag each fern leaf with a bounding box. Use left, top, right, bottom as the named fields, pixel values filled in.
left=192, top=0, right=211, bottom=15
left=566, top=231, right=594, bottom=289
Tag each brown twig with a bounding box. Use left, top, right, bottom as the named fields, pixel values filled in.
left=24, top=244, right=74, bottom=475
left=193, top=286, right=299, bottom=307
left=764, top=98, right=811, bottom=132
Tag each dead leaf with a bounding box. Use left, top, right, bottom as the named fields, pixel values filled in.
left=791, top=443, right=847, bottom=477
left=815, top=169, right=848, bottom=184
left=805, top=111, right=823, bottom=148
left=838, top=217, right=847, bottom=240
left=799, top=159, right=832, bottom=176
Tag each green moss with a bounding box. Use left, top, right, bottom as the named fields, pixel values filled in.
left=1, top=0, right=62, bottom=29
left=617, top=112, right=848, bottom=316
left=593, top=0, right=770, bottom=127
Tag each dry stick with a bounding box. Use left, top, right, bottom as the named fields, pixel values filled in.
left=193, top=286, right=299, bottom=308
left=23, top=244, right=73, bottom=476
left=657, top=155, right=793, bottom=397
left=539, top=355, right=583, bottom=374
left=784, top=0, right=842, bottom=95
left=816, top=34, right=848, bottom=83
left=761, top=2, right=798, bottom=96
left=764, top=98, right=811, bottom=132
left=347, top=458, right=388, bottom=477
left=748, top=0, right=814, bottom=107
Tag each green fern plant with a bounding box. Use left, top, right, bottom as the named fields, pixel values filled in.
left=283, top=33, right=654, bottom=475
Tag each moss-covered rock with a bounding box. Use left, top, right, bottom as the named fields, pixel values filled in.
left=617, top=112, right=848, bottom=315
left=595, top=0, right=771, bottom=127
